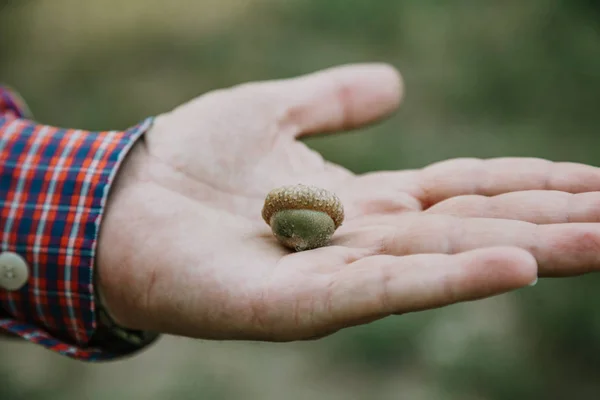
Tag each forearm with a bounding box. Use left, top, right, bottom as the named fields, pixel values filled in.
left=0, top=85, right=157, bottom=360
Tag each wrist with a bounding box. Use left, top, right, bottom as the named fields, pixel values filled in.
left=91, top=131, right=161, bottom=352
left=94, top=137, right=151, bottom=331
left=92, top=274, right=160, bottom=350
left=94, top=276, right=130, bottom=328
left=92, top=208, right=162, bottom=352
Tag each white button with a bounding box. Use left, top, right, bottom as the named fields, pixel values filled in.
left=0, top=252, right=29, bottom=291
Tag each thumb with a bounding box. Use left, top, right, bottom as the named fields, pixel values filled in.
left=251, top=63, right=404, bottom=138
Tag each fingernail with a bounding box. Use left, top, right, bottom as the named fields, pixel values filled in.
left=528, top=277, right=538, bottom=287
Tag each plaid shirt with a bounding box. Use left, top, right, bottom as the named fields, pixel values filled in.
left=0, top=86, right=153, bottom=361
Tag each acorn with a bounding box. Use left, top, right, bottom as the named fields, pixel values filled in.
left=262, top=184, right=345, bottom=251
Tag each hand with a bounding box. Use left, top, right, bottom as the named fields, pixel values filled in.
left=96, top=63, right=600, bottom=341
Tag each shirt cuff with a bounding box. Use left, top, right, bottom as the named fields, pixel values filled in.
left=0, top=87, right=156, bottom=361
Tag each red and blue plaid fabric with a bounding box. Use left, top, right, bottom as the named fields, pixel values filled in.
left=0, top=85, right=153, bottom=360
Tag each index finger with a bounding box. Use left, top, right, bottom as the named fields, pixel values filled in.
left=417, top=157, right=600, bottom=207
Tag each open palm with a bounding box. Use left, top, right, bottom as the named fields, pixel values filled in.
left=97, top=64, right=600, bottom=342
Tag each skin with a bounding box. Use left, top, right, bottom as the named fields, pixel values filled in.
left=96, top=63, right=600, bottom=343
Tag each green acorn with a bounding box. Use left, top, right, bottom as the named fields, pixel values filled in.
left=262, top=184, right=345, bottom=251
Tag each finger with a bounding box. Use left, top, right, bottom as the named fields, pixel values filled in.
left=263, top=63, right=403, bottom=137
left=339, top=183, right=422, bottom=220
left=337, top=214, right=600, bottom=277
left=326, top=247, right=536, bottom=328
left=395, top=157, right=600, bottom=207
left=425, top=191, right=600, bottom=224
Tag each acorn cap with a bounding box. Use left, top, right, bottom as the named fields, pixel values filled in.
left=262, top=184, right=344, bottom=228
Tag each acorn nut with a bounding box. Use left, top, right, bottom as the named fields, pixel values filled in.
left=262, top=184, right=344, bottom=252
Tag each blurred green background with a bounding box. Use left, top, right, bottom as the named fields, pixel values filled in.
left=2, top=1, right=600, bottom=399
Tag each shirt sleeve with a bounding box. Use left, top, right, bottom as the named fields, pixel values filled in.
left=0, top=85, right=155, bottom=361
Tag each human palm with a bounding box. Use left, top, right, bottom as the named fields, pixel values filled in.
left=97, top=64, right=600, bottom=341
